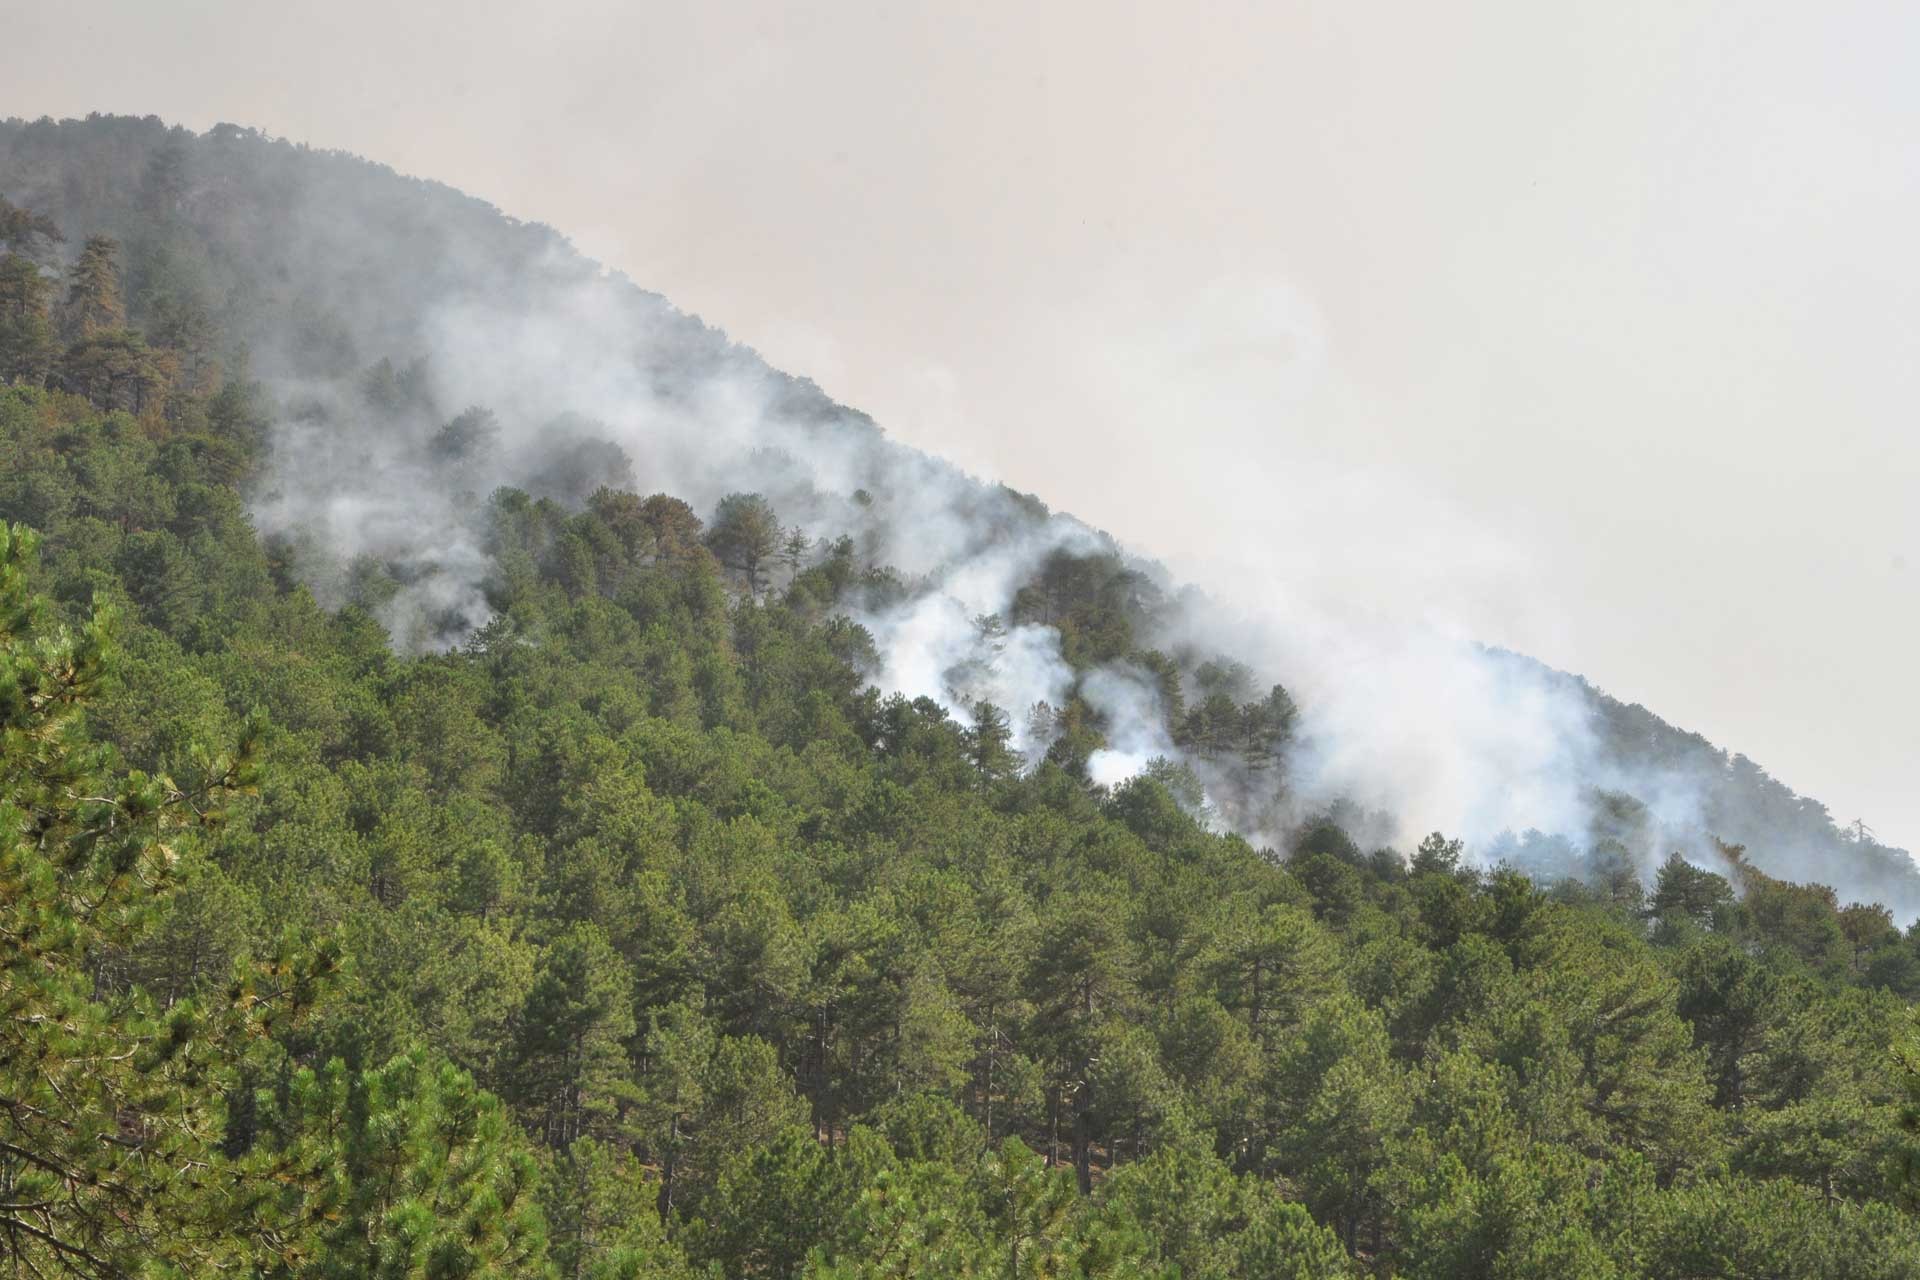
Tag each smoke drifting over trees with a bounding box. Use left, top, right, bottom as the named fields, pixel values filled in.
left=1, top=112, right=1910, bottom=915
left=8, top=112, right=1920, bottom=1280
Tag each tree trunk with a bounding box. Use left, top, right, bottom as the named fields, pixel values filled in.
left=983, top=1010, right=997, bottom=1137
left=1072, top=1085, right=1093, bottom=1194
left=657, top=1146, right=677, bottom=1222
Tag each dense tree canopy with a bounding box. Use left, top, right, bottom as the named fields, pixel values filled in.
left=3, top=118, right=1919, bottom=1277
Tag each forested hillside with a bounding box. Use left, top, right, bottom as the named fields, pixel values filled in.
left=5, top=113, right=1920, bottom=1277
left=4, top=113, right=1912, bottom=905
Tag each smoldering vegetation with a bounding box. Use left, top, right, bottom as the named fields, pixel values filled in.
left=4, top=112, right=1913, bottom=917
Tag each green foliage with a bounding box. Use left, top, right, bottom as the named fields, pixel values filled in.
left=62, top=235, right=126, bottom=341
left=1, top=123, right=1917, bottom=1275
left=0, top=521, right=328, bottom=1276
left=507, top=924, right=638, bottom=1148
left=706, top=493, right=781, bottom=596
left=250, top=1052, right=553, bottom=1279
left=0, top=252, right=57, bottom=384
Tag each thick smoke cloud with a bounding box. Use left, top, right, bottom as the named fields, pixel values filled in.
left=249, top=253, right=1902, bottom=911
left=26, top=123, right=1884, bottom=916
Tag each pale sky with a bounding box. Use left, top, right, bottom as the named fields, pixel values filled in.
left=9, top=1, right=1917, bottom=850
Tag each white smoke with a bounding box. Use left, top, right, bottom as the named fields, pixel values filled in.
left=239, top=216, right=1915, bottom=916
left=1, top=120, right=1904, bottom=915
left=1080, top=664, right=1180, bottom=791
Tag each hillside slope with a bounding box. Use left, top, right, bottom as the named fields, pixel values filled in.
left=2, top=112, right=1909, bottom=911
left=2, top=113, right=1918, bottom=1278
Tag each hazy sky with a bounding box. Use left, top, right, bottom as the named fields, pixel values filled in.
left=10, top=1, right=1917, bottom=850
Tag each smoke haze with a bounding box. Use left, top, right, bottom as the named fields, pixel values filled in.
left=3, top=115, right=1914, bottom=918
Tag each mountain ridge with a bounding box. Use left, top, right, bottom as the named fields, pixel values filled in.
left=1, top=111, right=1911, bottom=909
left=5, top=109, right=1920, bottom=1280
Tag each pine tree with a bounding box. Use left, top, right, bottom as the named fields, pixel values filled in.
left=0, top=254, right=57, bottom=384
left=966, top=700, right=1017, bottom=787
left=507, top=924, right=638, bottom=1148
left=706, top=493, right=781, bottom=595
left=58, top=327, right=176, bottom=414
left=0, top=522, right=327, bottom=1276
left=0, top=197, right=63, bottom=258
left=541, top=1137, right=692, bottom=1279
left=252, top=1052, right=555, bottom=1278
left=61, top=235, right=126, bottom=341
